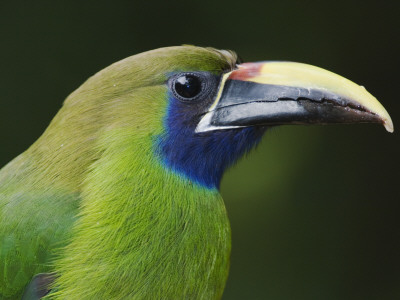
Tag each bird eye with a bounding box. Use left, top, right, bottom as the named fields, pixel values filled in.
left=170, top=72, right=214, bottom=102
left=174, top=74, right=202, bottom=99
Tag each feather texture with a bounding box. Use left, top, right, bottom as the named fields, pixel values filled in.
left=1, top=46, right=240, bottom=299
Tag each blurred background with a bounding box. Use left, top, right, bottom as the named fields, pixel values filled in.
left=0, top=1, right=399, bottom=299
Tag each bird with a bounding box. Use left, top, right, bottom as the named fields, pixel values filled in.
left=0, top=46, right=393, bottom=300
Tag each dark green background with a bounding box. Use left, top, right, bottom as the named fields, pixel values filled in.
left=1, top=1, right=399, bottom=299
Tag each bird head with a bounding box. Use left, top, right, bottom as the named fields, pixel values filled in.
left=45, top=46, right=392, bottom=190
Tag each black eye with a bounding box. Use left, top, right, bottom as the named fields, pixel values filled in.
left=169, top=72, right=217, bottom=103
left=174, top=74, right=202, bottom=99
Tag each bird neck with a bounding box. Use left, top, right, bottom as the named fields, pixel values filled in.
left=157, top=95, right=266, bottom=189
left=53, top=127, right=231, bottom=299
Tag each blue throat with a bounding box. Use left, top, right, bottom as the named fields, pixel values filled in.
left=155, top=95, right=266, bottom=190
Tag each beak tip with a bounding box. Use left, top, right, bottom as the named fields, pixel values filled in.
left=384, top=119, right=394, bottom=133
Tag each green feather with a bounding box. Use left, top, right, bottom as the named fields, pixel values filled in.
left=1, top=46, right=236, bottom=299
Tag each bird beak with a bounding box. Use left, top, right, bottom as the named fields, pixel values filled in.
left=196, top=62, right=393, bottom=133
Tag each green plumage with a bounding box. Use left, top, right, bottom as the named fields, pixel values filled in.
left=0, top=46, right=236, bottom=299
left=1, top=43, right=392, bottom=299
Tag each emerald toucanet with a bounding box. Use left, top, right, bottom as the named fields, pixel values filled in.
left=0, top=46, right=393, bottom=299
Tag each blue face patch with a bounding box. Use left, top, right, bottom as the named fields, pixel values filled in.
left=155, top=93, right=266, bottom=190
